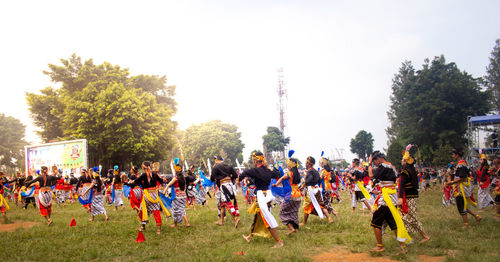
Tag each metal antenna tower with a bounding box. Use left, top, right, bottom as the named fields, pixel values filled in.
left=277, top=68, right=287, bottom=135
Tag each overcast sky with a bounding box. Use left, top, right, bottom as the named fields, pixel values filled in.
left=1, top=0, right=499, bottom=163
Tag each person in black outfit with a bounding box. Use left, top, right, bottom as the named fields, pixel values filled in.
left=25, top=166, right=59, bottom=226
left=239, top=152, right=283, bottom=248
left=211, top=156, right=240, bottom=227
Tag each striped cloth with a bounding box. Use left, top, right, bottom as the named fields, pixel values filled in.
left=91, top=192, right=107, bottom=217
left=55, top=190, right=66, bottom=204
left=39, top=191, right=53, bottom=207
left=144, top=190, right=161, bottom=213
left=172, top=197, right=186, bottom=223
left=279, top=199, right=301, bottom=228
left=114, top=189, right=124, bottom=206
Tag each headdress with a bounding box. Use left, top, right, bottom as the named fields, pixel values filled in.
left=402, top=144, right=415, bottom=164
left=251, top=152, right=265, bottom=162
left=173, top=158, right=182, bottom=172
left=306, top=156, right=315, bottom=165
left=286, top=150, right=297, bottom=168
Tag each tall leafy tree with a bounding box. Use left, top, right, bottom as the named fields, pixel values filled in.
left=0, top=114, right=26, bottom=169
left=181, top=120, right=244, bottom=167
left=387, top=56, right=491, bottom=164
left=349, top=130, right=374, bottom=160
left=262, top=127, right=290, bottom=152
left=485, top=39, right=500, bottom=112
left=26, top=54, right=177, bottom=166
left=25, top=87, right=64, bottom=141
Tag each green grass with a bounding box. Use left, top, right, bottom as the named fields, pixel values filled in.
left=0, top=188, right=499, bottom=262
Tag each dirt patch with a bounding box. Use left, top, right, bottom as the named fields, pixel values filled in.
left=0, top=221, right=40, bottom=232
left=418, top=255, right=446, bottom=262
left=313, top=248, right=446, bottom=262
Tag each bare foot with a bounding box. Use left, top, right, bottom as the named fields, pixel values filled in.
left=399, top=246, right=408, bottom=254
left=328, top=218, right=334, bottom=224
left=169, top=224, right=177, bottom=228
left=47, top=220, right=53, bottom=226
left=462, top=223, right=469, bottom=229
left=420, top=236, right=430, bottom=243
left=185, top=223, right=191, bottom=227
left=242, top=234, right=252, bottom=243
left=105, top=216, right=109, bottom=221
left=214, top=221, right=223, bottom=225
left=475, top=215, right=482, bottom=224
left=299, top=223, right=306, bottom=227
left=372, top=245, right=385, bottom=252
left=234, top=219, right=240, bottom=228
left=272, top=240, right=284, bottom=248
left=285, top=229, right=297, bottom=235
left=156, top=229, right=161, bottom=235
left=88, top=217, right=93, bottom=221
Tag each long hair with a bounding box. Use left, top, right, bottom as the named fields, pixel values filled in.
left=290, top=166, right=301, bottom=185
left=176, top=171, right=186, bottom=191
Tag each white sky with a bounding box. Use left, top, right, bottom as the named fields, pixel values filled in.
left=1, top=0, right=499, bottom=163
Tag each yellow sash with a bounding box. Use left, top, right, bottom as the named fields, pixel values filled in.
left=0, top=193, right=10, bottom=211
left=357, top=181, right=371, bottom=200
left=18, top=186, right=26, bottom=202
left=453, top=177, right=476, bottom=210
left=382, top=187, right=411, bottom=244
left=143, top=189, right=171, bottom=220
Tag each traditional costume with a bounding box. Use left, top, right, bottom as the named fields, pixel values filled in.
left=369, top=152, right=411, bottom=252
left=399, top=145, right=429, bottom=242
left=349, top=159, right=371, bottom=211
left=211, top=157, right=240, bottom=226
left=25, top=167, right=58, bottom=225
left=476, top=154, right=494, bottom=209
left=76, top=168, right=94, bottom=211
left=162, top=158, right=189, bottom=227
left=112, top=167, right=124, bottom=209
left=277, top=154, right=302, bottom=232
left=302, top=156, right=332, bottom=223
left=127, top=164, right=168, bottom=232
left=240, top=152, right=282, bottom=247
left=320, top=158, right=336, bottom=215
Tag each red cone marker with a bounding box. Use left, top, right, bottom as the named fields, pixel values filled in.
left=136, top=231, right=145, bottom=243
left=70, top=218, right=76, bottom=227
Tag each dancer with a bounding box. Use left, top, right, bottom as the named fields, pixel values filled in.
left=368, top=151, right=411, bottom=253
left=399, top=145, right=430, bottom=243
left=239, top=152, right=283, bottom=248
left=320, top=158, right=338, bottom=216
left=445, top=148, right=481, bottom=228
left=111, top=166, right=125, bottom=210
left=127, top=161, right=168, bottom=234
left=163, top=158, right=190, bottom=227
left=25, top=166, right=58, bottom=226
left=81, top=171, right=108, bottom=221
left=273, top=152, right=302, bottom=234
left=0, top=172, right=15, bottom=222
left=76, top=168, right=94, bottom=212
left=185, top=169, right=198, bottom=208
left=348, top=158, right=372, bottom=212
left=301, top=156, right=334, bottom=226
left=476, top=154, right=494, bottom=209
left=210, top=156, right=240, bottom=227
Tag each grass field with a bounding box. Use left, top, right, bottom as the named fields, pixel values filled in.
left=0, top=188, right=499, bottom=262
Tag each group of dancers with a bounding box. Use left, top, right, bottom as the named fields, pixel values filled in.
left=1, top=145, right=499, bottom=252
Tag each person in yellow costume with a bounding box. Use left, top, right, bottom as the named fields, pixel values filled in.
left=445, top=148, right=481, bottom=228
left=368, top=151, right=411, bottom=253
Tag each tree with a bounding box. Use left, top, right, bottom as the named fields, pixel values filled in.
left=387, top=56, right=491, bottom=164
left=432, top=143, right=453, bottom=167
left=25, top=87, right=64, bottom=141
left=350, top=130, right=374, bottom=160
left=26, top=54, right=177, bottom=167
left=262, top=126, right=290, bottom=164
left=485, top=39, right=500, bottom=112
left=0, top=114, right=26, bottom=169
left=181, top=120, right=244, bottom=167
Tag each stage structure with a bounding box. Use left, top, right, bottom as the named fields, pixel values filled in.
left=25, top=139, right=88, bottom=175
left=467, top=114, right=500, bottom=165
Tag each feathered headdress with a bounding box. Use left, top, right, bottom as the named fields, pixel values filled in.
left=287, top=150, right=297, bottom=168
left=402, top=144, right=415, bottom=164
left=173, top=158, right=182, bottom=172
